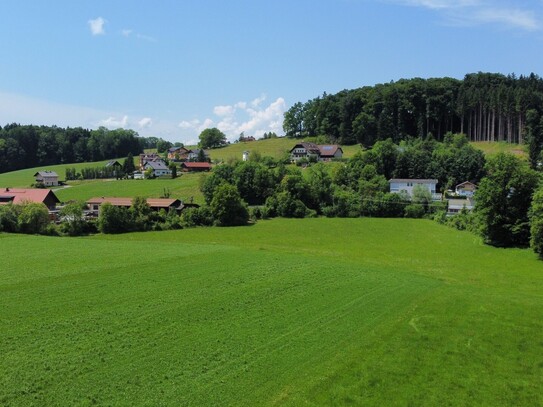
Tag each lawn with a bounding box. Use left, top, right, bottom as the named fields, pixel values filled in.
left=205, top=137, right=363, bottom=162
left=471, top=141, right=527, bottom=158
left=1, top=218, right=542, bottom=406
left=54, top=173, right=206, bottom=204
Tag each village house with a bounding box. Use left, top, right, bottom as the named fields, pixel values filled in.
left=34, top=170, right=59, bottom=187
left=139, top=153, right=163, bottom=169
left=187, top=149, right=209, bottom=162
left=0, top=188, right=60, bottom=210
left=105, top=160, right=122, bottom=168
left=389, top=178, right=441, bottom=200
left=447, top=198, right=475, bottom=215
left=181, top=162, right=211, bottom=172
left=289, top=142, right=343, bottom=162
left=143, top=160, right=172, bottom=177
left=86, top=197, right=182, bottom=214
left=455, top=181, right=477, bottom=197
left=167, top=146, right=189, bottom=161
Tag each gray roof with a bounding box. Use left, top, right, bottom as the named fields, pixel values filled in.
left=388, top=178, right=438, bottom=184
left=34, top=170, right=58, bottom=177
left=144, top=160, right=169, bottom=170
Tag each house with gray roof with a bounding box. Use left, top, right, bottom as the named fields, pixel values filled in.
left=143, top=160, right=171, bottom=177
left=34, top=171, right=59, bottom=187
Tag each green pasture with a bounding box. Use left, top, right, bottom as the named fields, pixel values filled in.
left=1, top=218, right=542, bottom=406
left=0, top=159, right=125, bottom=189
left=206, top=137, right=363, bottom=162
left=471, top=141, right=527, bottom=158
left=54, top=173, right=205, bottom=204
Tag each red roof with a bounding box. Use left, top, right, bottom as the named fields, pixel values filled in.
left=182, top=162, right=211, bottom=168
left=86, top=197, right=181, bottom=209
left=0, top=188, right=59, bottom=205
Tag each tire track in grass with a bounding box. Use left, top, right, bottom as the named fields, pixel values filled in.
left=186, top=272, right=441, bottom=404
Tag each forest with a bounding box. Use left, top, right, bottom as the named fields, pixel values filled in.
left=283, top=72, right=543, bottom=164
left=0, top=124, right=167, bottom=174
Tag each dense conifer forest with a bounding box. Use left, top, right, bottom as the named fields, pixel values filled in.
left=283, top=72, right=543, bottom=153
left=0, top=125, right=165, bottom=173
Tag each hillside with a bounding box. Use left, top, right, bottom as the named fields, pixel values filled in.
left=202, top=137, right=363, bottom=162
left=1, top=218, right=542, bottom=405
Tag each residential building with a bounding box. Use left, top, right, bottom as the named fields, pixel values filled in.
left=389, top=178, right=441, bottom=200
left=167, top=146, right=189, bottom=161
left=87, top=197, right=182, bottom=214
left=187, top=149, right=209, bottom=161
left=34, top=171, right=59, bottom=187
left=290, top=142, right=343, bottom=162
left=143, top=160, right=172, bottom=177
left=448, top=198, right=475, bottom=215
left=181, top=162, right=211, bottom=172
left=0, top=188, right=60, bottom=210
left=455, top=181, right=477, bottom=197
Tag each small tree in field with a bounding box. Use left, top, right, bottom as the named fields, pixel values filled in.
left=210, top=183, right=249, bottom=226
left=18, top=202, right=50, bottom=234
left=98, top=202, right=131, bottom=233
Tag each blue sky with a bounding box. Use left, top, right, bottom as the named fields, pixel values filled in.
left=1, top=0, right=542, bottom=144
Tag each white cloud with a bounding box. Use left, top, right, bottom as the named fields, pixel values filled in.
left=199, top=118, right=215, bottom=132
left=251, top=94, right=266, bottom=107
left=178, top=95, right=286, bottom=141
left=390, top=0, right=540, bottom=31
left=473, top=8, right=539, bottom=31
left=88, top=17, right=106, bottom=36
left=400, top=0, right=479, bottom=9
left=99, top=115, right=129, bottom=129
left=121, top=29, right=133, bottom=37
left=213, top=105, right=235, bottom=117
left=138, top=117, right=152, bottom=129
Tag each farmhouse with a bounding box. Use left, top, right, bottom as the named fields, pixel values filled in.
left=290, top=142, right=343, bottom=162
left=34, top=171, right=59, bottom=187
left=455, top=181, right=477, bottom=197
left=139, top=153, right=163, bottom=169
left=143, top=160, right=172, bottom=177
left=448, top=198, right=475, bottom=215
left=167, top=146, right=189, bottom=161
left=105, top=160, right=122, bottom=168
left=318, top=145, right=344, bottom=161
left=187, top=149, right=209, bottom=161
left=389, top=178, right=441, bottom=200
left=181, top=162, right=211, bottom=172
left=87, top=197, right=182, bottom=214
left=0, top=188, right=60, bottom=210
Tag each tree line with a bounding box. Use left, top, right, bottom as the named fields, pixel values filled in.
left=0, top=124, right=172, bottom=173
left=283, top=72, right=543, bottom=163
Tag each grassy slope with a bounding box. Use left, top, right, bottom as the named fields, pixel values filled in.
left=206, top=137, right=362, bottom=162
left=54, top=173, right=205, bottom=204
left=471, top=141, right=527, bottom=158
left=1, top=218, right=542, bottom=406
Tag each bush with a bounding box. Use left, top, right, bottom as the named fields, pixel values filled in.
left=210, top=183, right=249, bottom=226
left=0, top=204, right=19, bottom=232
left=404, top=204, right=425, bottom=219
left=97, top=203, right=132, bottom=234
left=180, top=206, right=214, bottom=228
left=18, top=203, right=50, bottom=234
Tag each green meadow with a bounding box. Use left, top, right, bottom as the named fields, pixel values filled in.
left=1, top=218, right=542, bottom=406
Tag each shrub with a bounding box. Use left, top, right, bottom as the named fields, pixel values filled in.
left=404, top=204, right=425, bottom=219
left=0, top=204, right=19, bottom=232
left=18, top=203, right=50, bottom=234
left=97, top=203, right=132, bottom=234
left=210, top=183, right=249, bottom=226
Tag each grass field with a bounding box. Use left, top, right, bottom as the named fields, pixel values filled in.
left=54, top=174, right=206, bottom=204
left=205, top=137, right=363, bottom=162
left=1, top=218, right=542, bottom=406
left=471, top=141, right=527, bottom=158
